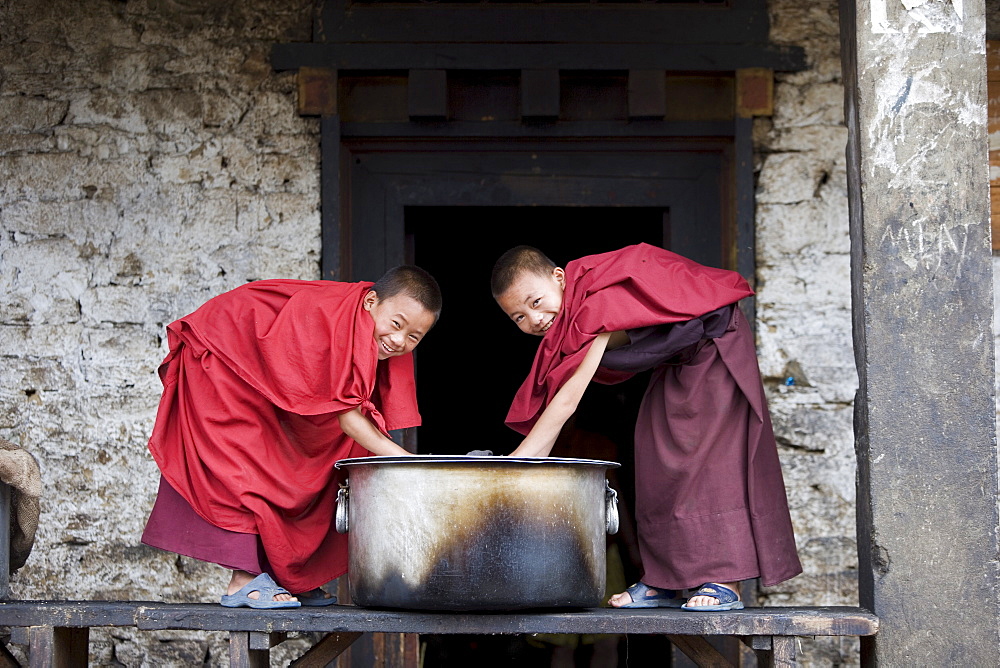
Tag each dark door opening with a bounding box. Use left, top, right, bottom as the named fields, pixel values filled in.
left=406, top=206, right=665, bottom=457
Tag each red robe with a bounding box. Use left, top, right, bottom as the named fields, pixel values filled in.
left=506, top=244, right=801, bottom=588
left=146, top=280, right=420, bottom=593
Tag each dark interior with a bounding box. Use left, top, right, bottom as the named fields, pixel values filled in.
left=407, top=205, right=665, bottom=457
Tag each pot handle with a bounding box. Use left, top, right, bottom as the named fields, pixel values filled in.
left=605, top=480, right=619, bottom=535
left=335, top=482, right=350, bottom=534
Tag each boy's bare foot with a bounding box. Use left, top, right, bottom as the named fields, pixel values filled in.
left=228, top=570, right=298, bottom=603
left=608, top=588, right=641, bottom=607
left=685, top=582, right=739, bottom=608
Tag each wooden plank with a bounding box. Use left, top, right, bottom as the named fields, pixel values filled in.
left=521, top=70, right=560, bottom=120
left=988, top=41, right=1000, bottom=81
left=315, top=0, right=779, bottom=45
left=290, top=632, right=363, bottom=667
left=339, top=120, right=736, bottom=139
left=628, top=70, right=666, bottom=119
left=229, top=632, right=268, bottom=668
left=735, top=116, right=756, bottom=323
left=736, top=68, right=773, bottom=117
left=987, top=94, right=1000, bottom=141
left=1, top=602, right=141, bottom=627
left=667, top=635, right=733, bottom=667
left=270, top=42, right=808, bottom=74
left=298, top=67, right=337, bottom=117
left=130, top=604, right=880, bottom=637
left=408, top=70, right=448, bottom=120
left=991, top=185, right=1000, bottom=251
left=28, top=626, right=88, bottom=668
left=321, top=116, right=342, bottom=281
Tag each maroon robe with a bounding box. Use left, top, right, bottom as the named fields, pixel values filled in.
left=506, top=244, right=801, bottom=589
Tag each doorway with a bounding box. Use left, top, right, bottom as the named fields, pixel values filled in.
left=407, top=205, right=664, bottom=456
left=343, top=144, right=739, bottom=667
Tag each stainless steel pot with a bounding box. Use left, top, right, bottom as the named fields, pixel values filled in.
left=334, top=455, right=620, bottom=611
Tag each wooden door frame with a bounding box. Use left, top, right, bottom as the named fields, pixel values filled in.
left=319, top=122, right=756, bottom=317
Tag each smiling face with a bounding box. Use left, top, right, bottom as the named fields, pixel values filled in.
left=363, top=291, right=437, bottom=360
left=496, top=267, right=566, bottom=336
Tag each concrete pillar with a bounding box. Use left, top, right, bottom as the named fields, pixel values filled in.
left=839, top=0, right=1000, bottom=664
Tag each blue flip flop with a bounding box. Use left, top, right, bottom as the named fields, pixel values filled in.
left=616, top=582, right=686, bottom=608
left=681, top=583, right=744, bottom=611
left=220, top=573, right=301, bottom=609
left=298, top=588, right=338, bottom=607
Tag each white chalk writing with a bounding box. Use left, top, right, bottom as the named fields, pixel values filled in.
left=879, top=216, right=972, bottom=277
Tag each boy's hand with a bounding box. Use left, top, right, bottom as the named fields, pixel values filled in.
left=338, top=407, right=412, bottom=456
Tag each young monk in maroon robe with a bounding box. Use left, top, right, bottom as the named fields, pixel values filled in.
left=141, top=266, right=441, bottom=609
left=491, top=244, right=801, bottom=611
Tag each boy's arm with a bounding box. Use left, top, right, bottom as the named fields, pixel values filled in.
left=509, top=332, right=613, bottom=458
left=338, top=408, right=413, bottom=456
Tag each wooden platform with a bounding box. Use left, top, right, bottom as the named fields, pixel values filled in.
left=0, top=600, right=878, bottom=667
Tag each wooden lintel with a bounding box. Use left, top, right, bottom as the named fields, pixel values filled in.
left=290, top=631, right=364, bottom=667
left=297, top=67, right=337, bottom=117
left=628, top=70, right=666, bottom=119
left=736, top=68, right=773, bottom=118
left=408, top=69, right=448, bottom=120
left=521, top=69, right=560, bottom=120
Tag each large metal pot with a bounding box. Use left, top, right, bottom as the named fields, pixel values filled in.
left=334, top=455, right=620, bottom=611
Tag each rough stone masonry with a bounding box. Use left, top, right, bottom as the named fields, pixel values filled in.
left=0, top=0, right=991, bottom=666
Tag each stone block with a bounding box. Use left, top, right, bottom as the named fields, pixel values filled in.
left=80, top=286, right=156, bottom=326
left=772, top=81, right=846, bottom=128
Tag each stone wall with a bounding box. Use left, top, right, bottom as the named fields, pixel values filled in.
left=0, top=0, right=964, bottom=666
left=754, top=2, right=861, bottom=664
left=0, top=0, right=320, bottom=663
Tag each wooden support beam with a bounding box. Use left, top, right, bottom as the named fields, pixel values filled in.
left=290, top=631, right=363, bottom=667
left=755, top=636, right=796, bottom=668
left=408, top=70, right=448, bottom=120
left=248, top=631, right=285, bottom=651
left=666, top=635, right=732, bottom=667
left=229, top=631, right=269, bottom=668
left=520, top=70, right=560, bottom=120
left=297, top=67, right=337, bottom=117
left=628, top=70, right=666, bottom=119
left=28, top=626, right=88, bottom=668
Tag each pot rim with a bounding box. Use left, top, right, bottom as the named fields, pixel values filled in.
left=335, top=454, right=620, bottom=469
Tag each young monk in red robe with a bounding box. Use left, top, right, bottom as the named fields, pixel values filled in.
left=141, top=266, right=441, bottom=609
left=492, top=244, right=801, bottom=611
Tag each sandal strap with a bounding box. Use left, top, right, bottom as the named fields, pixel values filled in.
left=626, top=581, right=678, bottom=601
left=690, top=583, right=739, bottom=605
left=246, top=573, right=292, bottom=600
